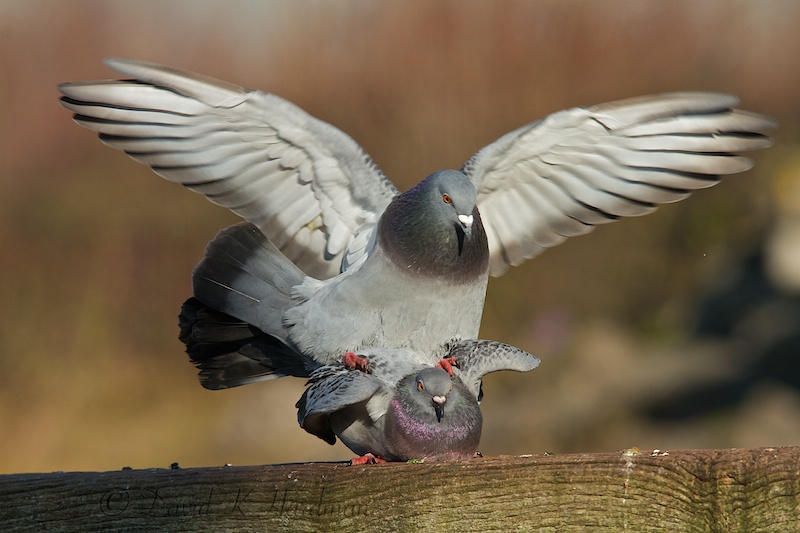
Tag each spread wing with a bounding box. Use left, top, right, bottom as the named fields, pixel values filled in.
left=448, top=340, right=540, bottom=401
left=59, top=58, right=398, bottom=279
left=463, top=93, right=777, bottom=276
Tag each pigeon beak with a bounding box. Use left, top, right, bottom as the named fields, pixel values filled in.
left=432, top=395, right=446, bottom=423
left=456, top=214, right=473, bottom=255
left=457, top=214, right=474, bottom=239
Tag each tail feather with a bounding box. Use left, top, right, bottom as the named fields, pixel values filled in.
left=191, top=222, right=306, bottom=340
left=179, top=297, right=313, bottom=389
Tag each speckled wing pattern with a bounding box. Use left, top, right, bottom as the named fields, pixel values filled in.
left=448, top=340, right=540, bottom=400
left=296, top=365, right=384, bottom=444
left=355, top=348, right=430, bottom=382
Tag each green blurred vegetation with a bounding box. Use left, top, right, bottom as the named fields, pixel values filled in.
left=2, top=0, right=799, bottom=474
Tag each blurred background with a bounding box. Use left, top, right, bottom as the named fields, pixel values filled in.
left=2, top=0, right=799, bottom=474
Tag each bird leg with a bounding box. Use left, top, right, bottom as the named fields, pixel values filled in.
left=342, top=351, right=369, bottom=373
left=436, top=357, right=459, bottom=376
left=349, top=453, right=386, bottom=466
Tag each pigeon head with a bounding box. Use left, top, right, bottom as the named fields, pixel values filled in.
left=410, top=367, right=454, bottom=422
left=378, top=169, right=489, bottom=282
left=428, top=169, right=479, bottom=239
left=383, top=367, right=483, bottom=461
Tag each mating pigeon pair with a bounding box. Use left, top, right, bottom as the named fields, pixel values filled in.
left=174, top=222, right=539, bottom=462
left=175, top=221, right=539, bottom=462
left=59, top=59, right=775, bottom=461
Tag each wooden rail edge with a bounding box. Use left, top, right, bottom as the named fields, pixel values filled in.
left=1, top=446, right=799, bottom=532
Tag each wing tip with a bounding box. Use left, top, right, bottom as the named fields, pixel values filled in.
left=101, top=57, right=250, bottom=107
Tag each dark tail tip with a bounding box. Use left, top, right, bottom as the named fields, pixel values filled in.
left=178, top=297, right=310, bottom=389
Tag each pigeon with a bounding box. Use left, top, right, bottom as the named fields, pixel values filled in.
left=296, top=340, right=540, bottom=463
left=59, top=58, right=777, bottom=378
left=177, top=219, right=485, bottom=383
left=180, top=286, right=539, bottom=462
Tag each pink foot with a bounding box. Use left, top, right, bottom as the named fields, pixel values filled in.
left=436, top=357, right=459, bottom=376
left=349, top=453, right=386, bottom=466
left=342, top=351, right=369, bottom=373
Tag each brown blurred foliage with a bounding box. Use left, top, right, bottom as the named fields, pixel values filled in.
left=1, top=0, right=799, bottom=474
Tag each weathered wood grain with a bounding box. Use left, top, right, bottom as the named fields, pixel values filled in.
left=1, top=447, right=798, bottom=532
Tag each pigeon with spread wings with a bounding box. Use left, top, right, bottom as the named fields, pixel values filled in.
left=60, top=58, right=776, bottom=382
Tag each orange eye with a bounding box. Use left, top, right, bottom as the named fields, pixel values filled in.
left=442, top=194, right=452, bottom=204
left=417, top=381, right=424, bottom=391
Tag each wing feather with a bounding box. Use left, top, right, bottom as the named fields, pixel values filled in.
left=463, top=92, right=776, bottom=275
left=448, top=340, right=540, bottom=401
left=59, top=58, right=398, bottom=279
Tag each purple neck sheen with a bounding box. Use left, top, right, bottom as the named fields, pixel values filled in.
left=388, top=398, right=474, bottom=443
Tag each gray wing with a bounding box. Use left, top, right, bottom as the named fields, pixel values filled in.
left=462, top=93, right=777, bottom=276
left=296, top=366, right=385, bottom=445
left=448, top=340, right=540, bottom=400
left=355, top=348, right=428, bottom=383
left=59, top=58, right=398, bottom=279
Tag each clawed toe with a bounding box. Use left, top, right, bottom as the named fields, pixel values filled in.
left=349, top=453, right=386, bottom=466
left=436, top=356, right=459, bottom=376
left=343, top=351, right=369, bottom=373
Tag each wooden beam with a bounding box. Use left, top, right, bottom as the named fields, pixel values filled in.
left=1, top=447, right=798, bottom=531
